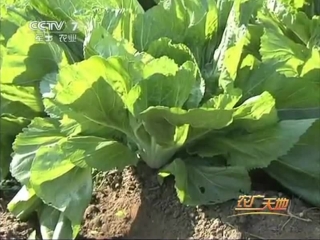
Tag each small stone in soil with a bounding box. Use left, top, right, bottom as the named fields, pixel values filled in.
left=93, top=217, right=102, bottom=228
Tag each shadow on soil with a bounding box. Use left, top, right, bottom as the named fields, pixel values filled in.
left=123, top=164, right=196, bottom=239
left=79, top=163, right=199, bottom=239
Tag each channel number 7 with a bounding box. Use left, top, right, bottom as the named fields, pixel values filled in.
left=71, top=21, right=78, bottom=31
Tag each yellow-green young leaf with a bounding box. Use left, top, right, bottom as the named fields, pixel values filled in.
left=202, top=88, right=242, bottom=109
left=127, top=61, right=197, bottom=116
left=301, top=48, right=320, bottom=82
left=159, top=158, right=251, bottom=205
left=140, top=106, right=234, bottom=130
left=83, top=26, right=137, bottom=59
left=7, top=186, right=42, bottom=220
left=0, top=1, right=28, bottom=46
left=233, top=91, right=278, bottom=131
left=59, top=136, right=138, bottom=170
left=189, top=119, right=316, bottom=169
left=212, top=0, right=264, bottom=90
left=147, top=38, right=197, bottom=66
left=30, top=0, right=143, bottom=23
left=115, top=210, right=127, bottom=218
left=223, top=38, right=246, bottom=81
left=1, top=23, right=68, bottom=85
left=100, top=8, right=139, bottom=42
left=291, top=0, right=306, bottom=9
left=260, top=27, right=320, bottom=81
left=143, top=115, right=189, bottom=148
left=1, top=84, right=44, bottom=114
left=139, top=56, right=179, bottom=78
left=278, top=11, right=320, bottom=48
left=146, top=38, right=205, bottom=108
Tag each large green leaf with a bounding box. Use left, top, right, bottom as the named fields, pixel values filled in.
left=59, top=136, right=139, bottom=170
left=30, top=146, right=92, bottom=238
left=0, top=114, right=29, bottom=180
left=51, top=56, right=133, bottom=135
left=0, top=16, right=19, bottom=46
left=0, top=23, right=68, bottom=85
left=0, top=141, right=12, bottom=180
left=1, top=84, right=44, bottom=114
left=0, top=21, right=59, bottom=178
left=159, top=158, right=251, bottom=205
left=10, top=118, right=68, bottom=187
left=266, top=0, right=320, bottom=48
left=267, top=119, right=320, bottom=206
left=234, top=55, right=320, bottom=109
left=0, top=54, right=45, bottom=180
left=10, top=116, right=137, bottom=238
left=232, top=91, right=278, bottom=131
left=40, top=72, right=124, bottom=139
left=188, top=119, right=315, bottom=169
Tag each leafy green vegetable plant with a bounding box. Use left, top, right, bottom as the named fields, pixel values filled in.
left=0, top=1, right=45, bottom=180
left=1, top=0, right=319, bottom=239
left=258, top=0, right=320, bottom=207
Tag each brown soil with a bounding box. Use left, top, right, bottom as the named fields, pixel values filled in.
left=0, top=193, right=36, bottom=239
left=1, top=163, right=320, bottom=239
